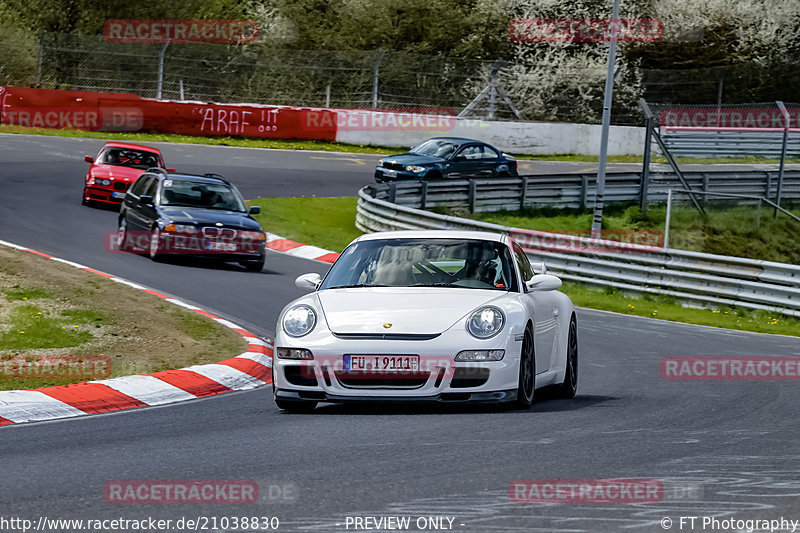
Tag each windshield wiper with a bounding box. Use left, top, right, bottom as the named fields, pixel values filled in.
left=330, top=284, right=390, bottom=289
left=410, top=282, right=462, bottom=288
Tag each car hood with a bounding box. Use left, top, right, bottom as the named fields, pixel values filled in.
left=380, top=153, right=444, bottom=166
left=159, top=207, right=260, bottom=230
left=317, top=287, right=503, bottom=335
left=90, top=164, right=146, bottom=182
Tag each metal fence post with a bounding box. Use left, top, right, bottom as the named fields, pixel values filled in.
left=420, top=180, right=428, bottom=210
left=519, top=177, right=528, bottom=210
left=372, top=51, right=385, bottom=109
left=775, top=101, right=789, bottom=216
left=639, top=114, right=653, bottom=212
left=663, top=189, right=673, bottom=250
left=157, top=40, right=170, bottom=100
left=388, top=182, right=397, bottom=204
left=35, top=31, right=44, bottom=88
left=468, top=180, right=477, bottom=213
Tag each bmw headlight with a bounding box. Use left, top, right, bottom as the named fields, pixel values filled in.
left=405, top=165, right=426, bottom=173
left=95, top=178, right=111, bottom=186
left=283, top=305, right=316, bottom=337
left=466, top=307, right=505, bottom=339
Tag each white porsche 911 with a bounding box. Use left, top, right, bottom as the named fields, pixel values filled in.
left=272, top=230, right=577, bottom=412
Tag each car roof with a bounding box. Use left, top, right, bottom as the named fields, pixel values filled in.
left=103, top=142, right=162, bottom=153
left=152, top=173, right=229, bottom=185
left=353, top=230, right=507, bottom=244
left=424, top=137, right=481, bottom=145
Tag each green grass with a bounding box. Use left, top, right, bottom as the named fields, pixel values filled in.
left=562, top=282, right=800, bottom=336
left=248, top=196, right=361, bottom=252
left=0, top=305, right=92, bottom=351
left=4, top=286, right=53, bottom=301
left=4, top=124, right=799, bottom=164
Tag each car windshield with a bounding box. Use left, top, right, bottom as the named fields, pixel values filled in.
left=159, top=179, right=247, bottom=212
left=410, top=139, right=459, bottom=159
left=97, top=148, right=160, bottom=169
left=320, top=238, right=518, bottom=291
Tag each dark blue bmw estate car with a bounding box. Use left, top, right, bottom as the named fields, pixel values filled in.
left=117, top=170, right=267, bottom=271
left=374, top=137, right=517, bottom=182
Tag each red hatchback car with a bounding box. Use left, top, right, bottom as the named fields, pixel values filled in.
left=82, top=142, right=172, bottom=207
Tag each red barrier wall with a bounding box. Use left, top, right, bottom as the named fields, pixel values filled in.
left=0, top=86, right=337, bottom=141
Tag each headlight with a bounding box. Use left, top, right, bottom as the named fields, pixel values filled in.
left=283, top=305, right=316, bottom=337
left=466, top=307, right=505, bottom=339
left=276, top=347, right=313, bottom=360
left=91, top=178, right=111, bottom=186
left=455, top=349, right=505, bottom=361
left=164, top=223, right=196, bottom=232
left=405, top=165, right=426, bottom=173
left=241, top=230, right=266, bottom=241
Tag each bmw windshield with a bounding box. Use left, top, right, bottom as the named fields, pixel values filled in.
left=159, top=179, right=247, bottom=212
left=320, top=238, right=518, bottom=291
left=409, top=139, right=459, bottom=159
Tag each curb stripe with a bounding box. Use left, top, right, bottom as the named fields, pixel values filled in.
left=0, top=416, right=13, bottom=425
left=36, top=383, right=147, bottom=414
left=149, top=369, right=233, bottom=397
left=0, top=390, right=91, bottom=423
left=216, top=358, right=272, bottom=381
left=266, top=238, right=305, bottom=252
left=93, top=375, right=197, bottom=406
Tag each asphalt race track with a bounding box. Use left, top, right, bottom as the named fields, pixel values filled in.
left=1, top=134, right=799, bottom=532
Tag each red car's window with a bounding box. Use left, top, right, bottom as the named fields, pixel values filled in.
left=97, top=148, right=161, bottom=169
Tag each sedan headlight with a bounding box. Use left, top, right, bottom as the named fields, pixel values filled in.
left=164, top=223, right=196, bottom=232
left=283, top=305, right=316, bottom=337
left=405, top=165, right=426, bottom=173
left=90, top=178, right=111, bottom=186
left=466, top=307, right=505, bottom=339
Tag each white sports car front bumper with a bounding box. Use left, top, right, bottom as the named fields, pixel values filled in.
left=273, top=326, right=523, bottom=403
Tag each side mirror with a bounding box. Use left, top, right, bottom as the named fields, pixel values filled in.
left=295, top=273, right=322, bottom=291
left=249, top=206, right=261, bottom=215
left=139, top=195, right=154, bottom=206
left=84, top=155, right=94, bottom=163
left=166, top=168, right=176, bottom=172
left=526, top=274, right=562, bottom=292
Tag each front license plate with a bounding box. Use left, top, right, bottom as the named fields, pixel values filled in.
left=112, top=191, right=126, bottom=199
left=382, top=169, right=397, bottom=178
left=206, top=241, right=237, bottom=251
left=344, top=355, right=419, bottom=372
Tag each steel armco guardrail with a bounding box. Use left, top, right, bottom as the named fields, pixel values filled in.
left=376, top=170, right=800, bottom=212
left=662, top=130, right=800, bottom=159
left=356, top=175, right=800, bottom=317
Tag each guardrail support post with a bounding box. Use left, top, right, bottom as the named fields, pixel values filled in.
left=468, top=180, right=477, bottom=213
left=420, top=181, right=428, bottom=210
left=639, top=115, right=653, bottom=212
left=520, top=177, right=528, bottom=210
left=663, top=188, right=672, bottom=250
left=580, top=175, right=588, bottom=209
left=775, top=101, right=789, bottom=217
left=388, top=182, right=397, bottom=204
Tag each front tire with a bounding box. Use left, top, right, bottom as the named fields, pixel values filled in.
left=241, top=256, right=265, bottom=272
left=514, top=326, right=535, bottom=409
left=275, top=398, right=317, bottom=413
left=555, top=315, right=578, bottom=399
left=149, top=227, right=163, bottom=261
left=117, top=218, right=130, bottom=252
